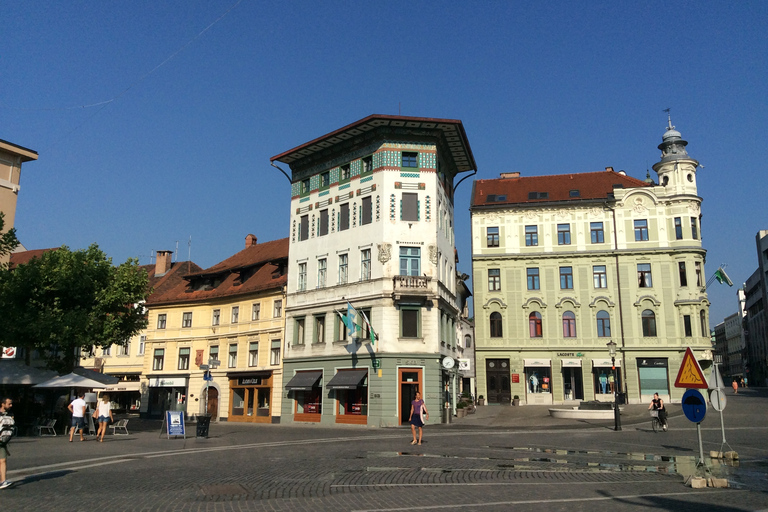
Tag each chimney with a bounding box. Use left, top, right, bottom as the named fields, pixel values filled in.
left=500, top=172, right=520, bottom=178
left=245, top=234, right=258, bottom=248
left=605, top=166, right=614, bottom=172
left=155, top=250, right=173, bottom=275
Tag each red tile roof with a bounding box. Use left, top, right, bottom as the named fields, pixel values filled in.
left=146, top=238, right=289, bottom=306
left=471, top=170, right=650, bottom=207
left=8, top=248, right=58, bottom=270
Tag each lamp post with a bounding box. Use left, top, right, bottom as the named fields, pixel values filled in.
left=607, top=340, right=622, bottom=431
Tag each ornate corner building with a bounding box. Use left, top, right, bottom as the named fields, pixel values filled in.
left=470, top=119, right=711, bottom=405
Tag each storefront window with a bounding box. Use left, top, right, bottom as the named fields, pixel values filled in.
left=525, top=367, right=551, bottom=394
left=339, top=387, right=368, bottom=416
left=232, top=388, right=245, bottom=416
left=638, top=358, right=669, bottom=395
left=296, top=390, right=322, bottom=415
left=593, top=367, right=621, bottom=396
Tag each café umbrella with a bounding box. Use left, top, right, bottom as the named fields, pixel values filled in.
left=33, top=372, right=118, bottom=389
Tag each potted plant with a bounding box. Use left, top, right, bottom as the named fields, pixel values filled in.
left=456, top=401, right=467, bottom=418
left=478, top=395, right=485, bottom=406
left=512, top=395, right=520, bottom=407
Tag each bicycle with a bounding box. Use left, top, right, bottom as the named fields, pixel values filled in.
left=650, top=410, right=666, bottom=432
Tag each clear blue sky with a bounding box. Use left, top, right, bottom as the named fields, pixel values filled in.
left=3, top=1, right=766, bottom=327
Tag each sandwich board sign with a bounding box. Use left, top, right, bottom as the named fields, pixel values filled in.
left=674, top=347, right=708, bottom=389
left=163, top=410, right=186, bottom=439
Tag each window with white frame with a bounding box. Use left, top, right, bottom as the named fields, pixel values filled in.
left=248, top=342, right=259, bottom=367
left=270, top=341, right=280, bottom=365
left=273, top=299, right=282, bottom=318
left=228, top=343, right=238, bottom=368
left=298, top=262, right=307, bottom=291
left=399, top=247, right=420, bottom=276
left=488, top=268, right=501, bottom=291
left=157, top=314, right=167, bottom=329
left=317, top=258, right=327, bottom=288
left=231, top=306, right=239, bottom=324
left=638, top=263, right=653, bottom=287
left=338, top=254, right=348, bottom=284
left=178, top=347, right=190, bottom=370
left=295, top=318, right=305, bottom=345
left=361, top=249, right=371, bottom=280
left=487, top=226, right=499, bottom=247
left=252, top=303, right=260, bottom=321
left=138, top=335, right=146, bottom=355
left=593, top=265, right=607, bottom=288
left=314, top=315, right=325, bottom=344
left=182, top=312, right=192, bottom=328
left=153, top=349, right=164, bottom=371
left=212, top=309, right=220, bottom=326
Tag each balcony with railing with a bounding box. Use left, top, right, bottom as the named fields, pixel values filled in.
left=392, top=275, right=433, bottom=302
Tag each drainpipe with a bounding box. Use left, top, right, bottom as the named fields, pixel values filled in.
left=607, top=203, right=629, bottom=401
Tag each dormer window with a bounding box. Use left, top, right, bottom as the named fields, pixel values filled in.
left=527, top=192, right=548, bottom=200
left=569, top=190, right=580, bottom=197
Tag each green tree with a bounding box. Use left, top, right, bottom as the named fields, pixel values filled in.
left=0, top=244, right=149, bottom=372
left=0, top=212, right=20, bottom=268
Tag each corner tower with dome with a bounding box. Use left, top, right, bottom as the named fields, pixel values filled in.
left=470, top=118, right=711, bottom=406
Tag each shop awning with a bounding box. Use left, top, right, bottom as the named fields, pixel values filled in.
left=0, top=361, right=58, bottom=385
left=103, top=382, right=141, bottom=392
left=284, top=370, right=322, bottom=391
left=592, top=359, right=621, bottom=368
left=326, top=369, right=368, bottom=390
left=560, top=359, right=582, bottom=368
left=523, top=359, right=551, bottom=367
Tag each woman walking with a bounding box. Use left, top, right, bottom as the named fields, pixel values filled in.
left=409, top=392, right=428, bottom=445
left=95, top=394, right=113, bottom=442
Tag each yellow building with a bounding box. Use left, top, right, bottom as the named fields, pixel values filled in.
left=0, top=138, right=37, bottom=266
left=141, top=235, right=288, bottom=423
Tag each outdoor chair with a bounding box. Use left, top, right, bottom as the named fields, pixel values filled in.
left=109, top=418, right=129, bottom=435
left=37, top=419, right=57, bottom=436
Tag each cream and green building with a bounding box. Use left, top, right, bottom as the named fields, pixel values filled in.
left=471, top=120, right=712, bottom=405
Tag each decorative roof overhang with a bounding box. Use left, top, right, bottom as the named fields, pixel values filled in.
left=270, top=114, right=476, bottom=176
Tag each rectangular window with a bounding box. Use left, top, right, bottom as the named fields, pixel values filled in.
left=401, top=308, right=420, bottom=338
left=182, top=312, right=192, bottom=328
left=401, top=152, right=418, bottom=168
left=402, top=192, right=418, bottom=221
left=231, top=306, right=239, bottom=324
left=317, top=258, right=327, bottom=288
left=488, top=268, right=501, bottom=291
left=248, top=342, right=259, bottom=367
left=178, top=347, right=190, bottom=370
left=359, top=308, right=372, bottom=341
left=679, top=262, right=688, bottom=287
left=338, top=254, right=348, bottom=284
left=559, top=266, right=573, bottom=289
left=339, top=203, right=350, bottom=231
left=320, top=171, right=330, bottom=189
left=212, top=309, right=220, bottom=326
left=210, top=345, right=219, bottom=363
left=638, top=263, right=653, bottom=287
left=252, top=303, right=260, bottom=321
left=138, top=335, right=146, bottom=356
left=341, top=164, right=351, bottom=181
left=362, top=156, right=372, bottom=174
left=298, top=262, right=307, bottom=291
left=102, top=346, right=111, bottom=356
left=335, top=311, right=348, bottom=341
left=270, top=340, right=280, bottom=365
left=153, top=349, right=164, bottom=371
left=674, top=217, right=683, bottom=240
left=361, top=249, right=371, bottom=280
left=399, top=247, right=421, bottom=276
left=295, top=318, right=305, bottom=345
left=691, top=217, right=698, bottom=239
left=157, top=314, right=167, bottom=329
left=228, top=343, right=238, bottom=368
left=527, top=268, right=540, bottom=290
left=486, top=227, right=499, bottom=247
left=593, top=265, right=607, bottom=288
left=273, top=299, right=282, bottom=318
left=590, top=222, right=604, bottom=243
left=634, top=220, right=649, bottom=241
left=319, top=209, right=329, bottom=236
left=314, top=315, right=325, bottom=344
left=361, top=196, right=372, bottom=225
left=525, top=225, right=538, bottom=246
left=557, top=224, right=571, bottom=245
left=299, top=215, right=309, bottom=241
left=301, top=179, right=310, bottom=195
left=695, top=262, right=703, bottom=287
left=684, top=315, right=693, bottom=337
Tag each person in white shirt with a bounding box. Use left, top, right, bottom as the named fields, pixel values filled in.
left=68, top=392, right=87, bottom=442
left=96, top=394, right=114, bottom=442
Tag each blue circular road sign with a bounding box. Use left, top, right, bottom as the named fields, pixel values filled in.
left=681, top=389, right=707, bottom=423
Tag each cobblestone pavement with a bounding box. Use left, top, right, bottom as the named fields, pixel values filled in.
left=2, top=389, right=767, bottom=511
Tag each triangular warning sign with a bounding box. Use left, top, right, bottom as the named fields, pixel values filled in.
left=674, top=347, right=708, bottom=389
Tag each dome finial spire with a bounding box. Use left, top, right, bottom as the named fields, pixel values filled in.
left=663, top=107, right=674, bottom=130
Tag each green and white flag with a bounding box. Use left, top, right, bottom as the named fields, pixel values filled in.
left=713, top=267, right=733, bottom=287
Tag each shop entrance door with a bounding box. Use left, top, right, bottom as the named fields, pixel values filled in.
left=399, top=368, right=422, bottom=425
left=562, top=367, right=584, bottom=400
left=206, top=387, right=219, bottom=418
left=486, top=359, right=511, bottom=404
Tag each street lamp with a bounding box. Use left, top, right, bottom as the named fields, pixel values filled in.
left=606, top=340, right=622, bottom=431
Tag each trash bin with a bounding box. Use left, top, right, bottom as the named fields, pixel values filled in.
left=442, top=406, right=452, bottom=424
left=196, top=414, right=212, bottom=438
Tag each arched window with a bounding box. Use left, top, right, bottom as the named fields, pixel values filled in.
left=490, top=312, right=503, bottom=338
left=464, top=334, right=472, bottom=348
left=562, top=311, right=576, bottom=337
left=529, top=312, right=542, bottom=338
left=699, top=310, right=707, bottom=337
left=596, top=310, right=611, bottom=337
left=642, top=309, right=657, bottom=337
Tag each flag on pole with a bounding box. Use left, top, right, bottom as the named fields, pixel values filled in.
left=346, top=302, right=359, bottom=334
left=337, top=310, right=352, bottom=333
left=713, top=267, right=733, bottom=287
left=360, top=308, right=377, bottom=345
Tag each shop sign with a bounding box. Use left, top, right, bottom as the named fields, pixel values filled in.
left=238, top=377, right=262, bottom=386
left=149, top=377, right=187, bottom=388
left=511, top=374, right=520, bottom=383
left=637, top=358, right=668, bottom=367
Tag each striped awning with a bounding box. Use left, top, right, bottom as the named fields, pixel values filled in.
left=523, top=359, right=551, bottom=367
left=560, top=359, right=582, bottom=368
left=592, top=359, right=621, bottom=368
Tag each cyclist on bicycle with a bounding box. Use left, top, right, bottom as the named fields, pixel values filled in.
left=648, top=392, right=667, bottom=431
